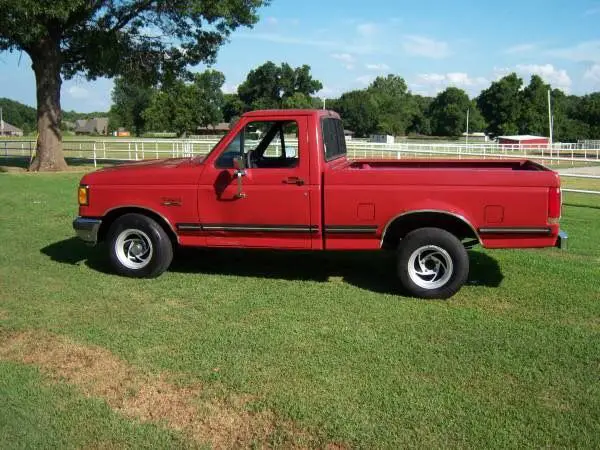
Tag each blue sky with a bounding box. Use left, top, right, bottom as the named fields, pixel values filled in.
left=1, top=0, right=600, bottom=112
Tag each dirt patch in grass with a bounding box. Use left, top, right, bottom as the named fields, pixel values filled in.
left=0, top=330, right=321, bottom=449
left=0, top=309, right=8, bottom=320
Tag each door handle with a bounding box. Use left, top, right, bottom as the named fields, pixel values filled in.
left=282, top=176, right=305, bottom=186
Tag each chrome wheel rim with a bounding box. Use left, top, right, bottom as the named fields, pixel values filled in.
left=115, top=229, right=153, bottom=270
left=407, top=245, right=453, bottom=290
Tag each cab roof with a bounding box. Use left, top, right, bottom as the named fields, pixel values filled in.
left=241, top=109, right=340, bottom=120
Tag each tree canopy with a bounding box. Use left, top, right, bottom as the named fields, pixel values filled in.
left=143, top=70, right=225, bottom=137
left=0, top=0, right=268, bottom=170
left=237, top=61, right=322, bottom=110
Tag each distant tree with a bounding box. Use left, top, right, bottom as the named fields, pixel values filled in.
left=477, top=73, right=523, bottom=136
left=110, top=77, right=153, bottom=136
left=428, top=87, right=485, bottom=136
left=407, top=95, right=433, bottom=135
left=281, top=92, right=314, bottom=109
left=0, top=97, right=36, bottom=133
left=518, top=75, right=551, bottom=136
left=334, top=90, right=380, bottom=137
left=367, top=75, right=414, bottom=136
left=0, top=0, right=267, bottom=170
left=237, top=61, right=322, bottom=109
left=222, top=94, right=245, bottom=123
left=144, top=70, right=225, bottom=137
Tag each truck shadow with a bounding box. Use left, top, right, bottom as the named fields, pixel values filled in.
left=41, top=238, right=504, bottom=296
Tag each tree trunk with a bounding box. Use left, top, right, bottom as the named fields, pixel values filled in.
left=29, top=41, right=68, bottom=171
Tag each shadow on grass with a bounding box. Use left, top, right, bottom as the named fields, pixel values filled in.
left=41, top=238, right=503, bottom=296
left=563, top=202, right=600, bottom=210
left=0, top=156, right=126, bottom=170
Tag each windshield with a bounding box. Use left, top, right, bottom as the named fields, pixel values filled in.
left=193, top=132, right=230, bottom=163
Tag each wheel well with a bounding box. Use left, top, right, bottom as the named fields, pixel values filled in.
left=98, top=207, right=178, bottom=245
left=381, top=212, right=479, bottom=250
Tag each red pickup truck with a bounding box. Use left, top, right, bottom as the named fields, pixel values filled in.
left=74, top=109, right=567, bottom=299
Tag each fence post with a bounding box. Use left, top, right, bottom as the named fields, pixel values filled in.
left=155, top=142, right=158, bottom=159
left=103, top=141, right=106, bottom=158
left=93, top=142, right=97, bottom=168
left=142, top=142, right=145, bottom=160
left=135, top=142, right=138, bottom=161
left=128, top=142, right=131, bottom=160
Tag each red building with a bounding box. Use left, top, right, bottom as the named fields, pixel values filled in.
left=498, top=135, right=549, bottom=148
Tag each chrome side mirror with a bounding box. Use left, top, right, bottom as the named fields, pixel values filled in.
left=232, top=155, right=246, bottom=199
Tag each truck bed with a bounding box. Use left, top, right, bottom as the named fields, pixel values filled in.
left=347, top=159, right=549, bottom=171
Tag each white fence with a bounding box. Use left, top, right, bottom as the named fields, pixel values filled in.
left=3, top=138, right=600, bottom=165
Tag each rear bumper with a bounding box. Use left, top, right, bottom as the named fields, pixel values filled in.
left=73, top=217, right=102, bottom=245
left=555, top=230, right=568, bottom=250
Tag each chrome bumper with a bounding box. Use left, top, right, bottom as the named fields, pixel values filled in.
left=73, top=217, right=102, bottom=245
left=556, top=230, right=568, bottom=250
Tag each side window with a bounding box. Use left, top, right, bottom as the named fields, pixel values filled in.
left=215, top=120, right=299, bottom=169
left=322, top=118, right=347, bottom=161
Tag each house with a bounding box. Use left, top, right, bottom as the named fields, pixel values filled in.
left=462, top=132, right=489, bottom=143
left=344, top=129, right=355, bottom=141
left=74, top=117, right=109, bottom=135
left=370, top=134, right=395, bottom=144
left=196, top=122, right=230, bottom=135
left=498, top=135, right=549, bottom=147
left=0, top=121, right=24, bottom=137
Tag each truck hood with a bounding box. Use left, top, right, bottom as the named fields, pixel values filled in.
left=80, top=157, right=205, bottom=185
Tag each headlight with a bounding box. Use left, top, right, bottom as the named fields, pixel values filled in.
left=78, top=185, right=89, bottom=206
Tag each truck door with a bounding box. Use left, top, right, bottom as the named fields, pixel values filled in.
left=196, top=116, right=313, bottom=249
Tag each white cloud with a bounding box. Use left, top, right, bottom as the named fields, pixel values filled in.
left=331, top=53, right=355, bottom=70
left=412, top=72, right=488, bottom=96
left=365, top=63, right=390, bottom=71
left=357, top=23, right=378, bottom=37
left=402, top=35, right=451, bottom=59
left=584, top=64, right=600, bottom=83
left=505, top=43, right=537, bottom=54
left=417, top=72, right=487, bottom=87
left=355, top=75, right=375, bottom=86
left=584, top=6, right=600, bottom=16
left=67, top=85, right=90, bottom=100
left=331, top=53, right=355, bottom=63
left=547, top=40, right=600, bottom=63
left=265, top=16, right=278, bottom=25
left=516, top=64, right=572, bottom=90
left=221, top=83, right=239, bottom=94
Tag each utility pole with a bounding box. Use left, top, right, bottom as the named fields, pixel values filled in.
left=322, top=98, right=326, bottom=110
left=547, top=89, right=553, bottom=145
left=465, top=108, right=470, bottom=146
left=0, top=107, right=3, bottom=135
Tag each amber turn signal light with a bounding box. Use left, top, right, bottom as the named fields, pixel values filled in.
left=78, top=185, right=89, bottom=206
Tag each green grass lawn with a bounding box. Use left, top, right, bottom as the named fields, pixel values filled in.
left=0, top=171, right=599, bottom=448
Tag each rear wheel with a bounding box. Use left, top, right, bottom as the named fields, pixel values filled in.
left=397, top=227, right=469, bottom=299
left=107, top=213, right=173, bottom=278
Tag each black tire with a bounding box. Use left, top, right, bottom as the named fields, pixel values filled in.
left=107, top=213, right=173, bottom=278
left=397, top=227, right=469, bottom=299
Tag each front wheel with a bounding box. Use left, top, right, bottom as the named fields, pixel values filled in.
left=107, top=213, right=173, bottom=278
left=397, top=228, right=469, bottom=299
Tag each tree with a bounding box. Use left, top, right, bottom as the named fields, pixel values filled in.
left=334, top=90, right=380, bottom=137
left=222, top=94, right=245, bottom=123
left=518, top=75, right=551, bottom=136
left=144, top=70, right=225, bottom=137
left=0, top=0, right=267, bottom=171
left=237, top=61, right=322, bottom=110
left=366, top=75, right=414, bottom=136
left=477, top=73, right=523, bottom=136
left=110, top=77, right=153, bottom=136
left=428, top=87, right=485, bottom=137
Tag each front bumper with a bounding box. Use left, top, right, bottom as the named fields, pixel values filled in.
left=73, top=217, right=102, bottom=245
left=555, top=230, right=568, bottom=250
